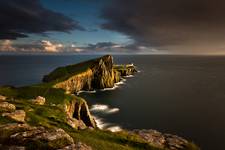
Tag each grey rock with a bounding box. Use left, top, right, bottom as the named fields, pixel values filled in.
left=131, top=129, right=190, bottom=150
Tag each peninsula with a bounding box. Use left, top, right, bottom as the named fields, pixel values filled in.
left=0, top=55, right=199, bottom=150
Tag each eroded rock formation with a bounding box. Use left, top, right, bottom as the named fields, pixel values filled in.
left=64, top=97, right=96, bottom=129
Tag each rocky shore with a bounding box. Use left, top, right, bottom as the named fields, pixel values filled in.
left=0, top=55, right=199, bottom=150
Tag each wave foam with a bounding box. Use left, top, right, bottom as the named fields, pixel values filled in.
left=77, top=90, right=96, bottom=95
left=125, top=75, right=134, bottom=78
left=94, top=116, right=110, bottom=129
left=90, top=104, right=120, bottom=114
left=106, top=126, right=122, bottom=132
left=99, top=85, right=119, bottom=91
left=94, top=116, right=122, bottom=132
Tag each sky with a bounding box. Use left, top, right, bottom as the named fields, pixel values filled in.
left=1, top=0, right=225, bottom=55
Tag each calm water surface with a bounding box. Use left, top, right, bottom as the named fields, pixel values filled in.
left=0, top=55, right=225, bottom=150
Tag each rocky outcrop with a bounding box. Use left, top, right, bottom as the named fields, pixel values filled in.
left=31, top=96, right=45, bottom=105
left=2, top=110, right=26, bottom=122
left=0, top=102, right=16, bottom=112
left=114, top=64, right=137, bottom=76
left=131, top=129, right=196, bottom=150
left=64, top=97, right=96, bottom=129
left=0, top=123, right=92, bottom=150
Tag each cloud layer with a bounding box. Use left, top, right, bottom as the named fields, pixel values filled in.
left=0, top=0, right=83, bottom=40
left=101, top=0, right=225, bottom=53
left=0, top=40, right=158, bottom=54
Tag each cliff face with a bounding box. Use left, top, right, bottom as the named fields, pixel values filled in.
left=54, top=69, right=93, bottom=93
left=44, top=55, right=134, bottom=93
left=90, top=55, right=121, bottom=89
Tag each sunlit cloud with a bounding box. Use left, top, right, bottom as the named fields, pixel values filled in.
left=41, top=40, right=63, bottom=52
left=0, top=40, right=16, bottom=52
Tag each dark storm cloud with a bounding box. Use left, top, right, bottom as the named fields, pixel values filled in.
left=102, top=0, right=225, bottom=52
left=0, top=0, right=84, bottom=40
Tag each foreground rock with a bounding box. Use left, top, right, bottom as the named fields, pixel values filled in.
left=0, top=145, right=25, bottom=150
left=2, top=110, right=26, bottom=122
left=31, top=96, right=45, bottom=105
left=0, top=123, right=92, bottom=150
left=131, top=129, right=196, bottom=150
left=0, top=102, right=16, bottom=112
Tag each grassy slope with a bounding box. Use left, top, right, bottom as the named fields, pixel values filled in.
left=0, top=86, right=165, bottom=150
left=42, top=56, right=101, bottom=84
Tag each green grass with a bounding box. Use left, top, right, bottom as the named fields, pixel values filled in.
left=42, top=56, right=103, bottom=84
left=67, top=129, right=162, bottom=150
left=0, top=85, right=74, bottom=105
left=0, top=85, right=166, bottom=150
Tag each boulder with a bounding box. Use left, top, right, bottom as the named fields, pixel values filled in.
left=0, top=123, right=79, bottom=149
left=0, top=95, right=7, bottom=101
left=2, top=110, right=26, bottom=122
left=31, top=96, right=45, bottom=105
left=0, top=102, right=16, bottom=112
left=11, top=128, right=74, bottom=145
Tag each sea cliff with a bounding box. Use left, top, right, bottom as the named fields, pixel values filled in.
left=0, top=55, right=199, bottom=150
left=43, top=55, right=133, bottom=93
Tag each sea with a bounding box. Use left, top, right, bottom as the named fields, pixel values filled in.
left=0, top=54, right=225, bottom=150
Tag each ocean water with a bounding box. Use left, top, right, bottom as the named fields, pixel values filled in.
left=0, top=55, right=225, bottom=150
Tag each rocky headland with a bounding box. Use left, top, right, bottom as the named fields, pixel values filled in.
left=0, top=55, right=199, bottom=150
